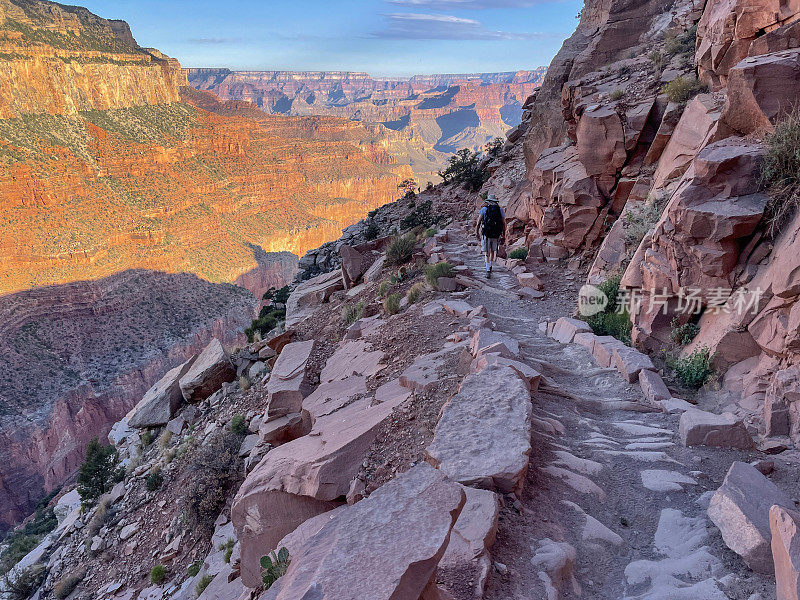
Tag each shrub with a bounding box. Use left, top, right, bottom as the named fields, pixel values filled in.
left=261, top=548, right=290, bottom=590
left=150, top=565, right=166, bottom=584
left=195, top=574, right=213, bottom=596
left=667, top=346, right=714, bottom=389
left=384, top=293, right=401, bottom=315
left=485, top=137, right=504, bottom=158
left=508, top=247, right=528, bottom=260
left=664, top=25, right=697, bottom=57
left=238, top=375, right=251, bottom=391
left=407, top=282, right=426, bottom=304
left=609, top=89, right=624, bottom=101
left=378, top=280, right=391, bottom=298
left=145, top=468, right=163, bottom=492
left=157, top=430, right=172, bottom=450
left=3, top=565, right=45, bottom=600
left=583, top=275, right=631, bottom=344
left=0, top=535, right=41, bottom=577
left=424, top=228, right=437, bottom=238
left=424, top=262, right=456, bottom=289
left=84, top=496, right=110, bottom=540
left=386, top=234, right=415, bottom=265
left=245, top=303, right=286, bottom=343
left=438, top=148, right=488, bottom=191
left=342, top=300, right=366, bottom=326
left=140, top=429, right=153, bottom=448
left=187, top=561, right=202, bottom=577
left=623, top=196, right=665, bottom=248
left=649, top=49, right=664, bottom=71
left=263, top=286, right=291, bottom=305
left=230, top=414, right=248, bottom=436
left=401, top=200, right=438, bottom=230
left=669, top=318, right=701, bottom=346
left=364, top=219, right=380, bottom=241
left=661, top=75, right=706, bottom=104
left=77, top=438, right=124, bottom=504
left=184, top=431, right=242, bottom=531
left=53, top=569, right=85, bottom=599
left=221, top=538, right=235, bottom=563
left=760, top=109, right=800, bottom=237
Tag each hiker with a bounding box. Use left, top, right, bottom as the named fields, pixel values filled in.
left=475, top=194, right=506, bottom=278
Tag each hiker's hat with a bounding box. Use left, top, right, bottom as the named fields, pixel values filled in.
left=486, top=194, right=499, bottom=204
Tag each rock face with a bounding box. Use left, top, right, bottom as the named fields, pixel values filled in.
left=0, top=270, right=255, bottom=533
left=426, top=365, right=532, bottom=495
left=127, top=357, right=197, bottom=428
left=707, top=461, right=793, bottom=573
left=179, top=339, right=236, bottom=403
left=771, top=505, right=800, bottom=600
left=266, top=340, right=315, bottom=418
left=679, top=409, right=754, bottom=449
left=260, top=463, right=465, bottom=600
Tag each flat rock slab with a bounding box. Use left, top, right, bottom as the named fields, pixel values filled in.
left=660, top=397, right=696, bottom=414
left=261, top=464, right=465, bottom=600
left=591, top=336, right=627, bottom=367
left=179, top=339, right=235, bottom=403
left=267, top=340, right=315, bottom=418
left=399, top=345, right=464, bottom=392
left=286, top=270, right=344, bottom=327
left=302, top=375, right=368, bottom=420
left=612, top=346, right=655, bottom=383
left=233, top=394, right=409, bottom=587
left=640, top=469, right=697, bottom=492
left=471, top=353, right=541, bottom=392
left=707, top=461, right=793, bottom=573
left=470, top=328, right=520, bottom=358
left=679, top=409, right=754, bottom=449
left=442, top=299, right=475, bottom=316
left=551, top=317, right=592, bottom=344
left=128, top=356, right=196, bottom=428
left=427, top=365, right=532, bottom=495
left=319, top=340, right=385, bottom=384
left=770, top=505, right=800, bottom=600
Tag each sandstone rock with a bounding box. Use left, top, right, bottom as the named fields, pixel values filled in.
left=267, top=340, right=315, bottom=419
left=707, top=461, right=792, bottom=573
left=197, top=563, right=245, bottom=600
left=471, top=353, right=541, bottom=392
left=285, top=270, right=344, bottom=327
left=551, top=317, right=592, bottom=344
left=179, top=339, right=235, bottom=403
left=128, top=357, right=197, bottom=428
left=362, top=255, right=385, bottom=283
left=427, top=365, right=532, bottom=495
left=638, top=369, right=671, bottom=403
left=771, top=505, right=800, bottom=600
left=765, top=367, right=800, bottom=438
left=340, top=245, right=368, bottom=289
left=260, top=463, right=465, bottom=600
left=471, top=328, right=520, bottom=358
left=120, top=523, right=138, bottom=541
left=612, top=346, right=656, bottom=383
left=679, top=409, right=754, bottom=449
left=319, top=340, right=384, bottom=384
left=518, top=272, right=544, bottom=290
left=442, top=300, right=474, bottom=317
left=302, top=376, right=367, bottom=420
left=233, top=393, right=409, bottom=587
left=723, top=50, right=800, bottom=135
left=438, top=277, right=458, bottom=292
left=591, top=336, right=627, bottom=368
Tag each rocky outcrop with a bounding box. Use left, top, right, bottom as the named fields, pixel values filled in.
left=771, top=505, right=800, bottom=600
left=127, top=356, right=196, bottom=428
left=179, top=339, right=236, bottom=403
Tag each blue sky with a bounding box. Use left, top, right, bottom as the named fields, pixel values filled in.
left=78, top=0, right=581, bottom=76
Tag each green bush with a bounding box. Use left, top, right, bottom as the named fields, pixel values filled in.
left=407, top=282, right=426, bottom=304
left=140, top=429, right=153, bottom=448
left=53, top=569, right=85, bottom=599
left=401, top=200, right=438, bottom=230
left=438, top=148, right=488, bottom=191
left=245, top=303, right=286, bottom=343
left=230, top=414, right=248, bottom=436
left=649, top=49, right=665, bottom=71
left=386, top=234, right=416, bottom=265
left=485, top=137, right=504, bottom=158
left=587, top=310, right=633, bottom=345
left=145, top=468, right=163, bottom=492
left=424, top=262, right=456, bottom=289
left=664, top=25, right=697, bottom=57
left=609, top=89, right=624, bottom=101
left=661, top=75, right=706, bottom=104
left=0, top=535, right=41, bottom=577
left=384, top=293, right=401, bottom=315
left=378, top=280, right=391, bottom=298
left=760, top=109, right=800, bottom=237
left=187, top=561, right=202, bottom=577
left=364, top=219, right=380, bottom=241
left=623, top=196, right=664, bottom=248
left=3, top=565, right=45, bottom=600
left=342, top=301, right=366, bottom=326
left=195, top=574, right=213, bottom=596
left=184, top=432, right=242, bottom=531
left=508, top=247, right=528, bottom=260
left=424, top=228, right=437, bottom=238
left=669, top=318, right=701, bottom=346
left=150, top=565, right=166, bottom=584
left=667, top=346, right=714, bottom=389
left=77, top=438, right=124, bottom=504
left=261, top=548, right=291, bottom=590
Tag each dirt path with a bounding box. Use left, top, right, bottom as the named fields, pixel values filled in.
left=441, top=229, right=774, bottom=600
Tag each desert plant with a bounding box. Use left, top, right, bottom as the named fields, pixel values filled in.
left=3, top=565, right=45, bottom=600
left=669, top=318, right=701, bottom=346
left=230, top=414, right=248, bottom=436
left=384, top=293, right=401, bottom=315
left=424, top=228, right=437, bottom=238
left=140, top=429, right=153, bottom=448
left=84, top=496, right=110, bottom=539
left=386, top=234, right=416, bottom=265
left=221, top=538, right=235, bottom=563
left=583, top=275, right=631, bottom=344
left=238, top=375, right=251, bottom=391
left=157, top=430, right=172, bottom=450
left=667, top=346, right=714, bottom=389
left=187, top=561, right=202, bottom=577
left=195, top=574, right=213, bottom=596
left=145, top=468, right=163, bottom=492
left=664, top=24, right=697, bottom=57
left=424, top=262, right=456, bottom=289
left=53, top=569, right=85, bottom=599
left=183, top=432, right=242, bottom=531
left=623, top=196, right=665, bottom=248
left=406, top=282, right=426, bottom=304
left=438, top=148, right=488, bottom=191
left=760, top=109, right=800, bottom=237
left=485, top=137, right=504, bottom=158
left=609, top=89, right=624, bottom=101
left=261, top=548, right=290, bottom=590
left=0, top=535, right=41, bottom=577
left=342, top=301, right=366, bottom=326
left=378, top=280, right=391, bottom=298
left=150, top=565, right=166, bottom=584
left=649, top=49, right=665, bottom=71
left=364, top=219, right=380, bottom=241
left=661, top=75, right=706, bottom=104
left=77, top=438, right=124, bottom=504
left=508, top=247, right=529, bottom=260
left=401, top=200, right=437, bottom=230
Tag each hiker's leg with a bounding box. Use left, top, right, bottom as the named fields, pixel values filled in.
left=481, top=237, right=491, bottom=273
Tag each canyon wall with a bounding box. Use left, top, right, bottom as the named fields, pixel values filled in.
left=186, top=68, right=547, bottom=180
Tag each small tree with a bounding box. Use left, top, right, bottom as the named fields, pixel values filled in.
left=397, top=178, right=418, bottom=199
left=77, top=438, right=123, bottom=504
left=485, top=137, right=503, bottom=158
left=438, top=148, right=487, bottom=191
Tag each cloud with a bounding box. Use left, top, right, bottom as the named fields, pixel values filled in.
left=187, top=37, right=240, bottom=45
left=373, top=12, right=543, bottom=40
left=386, top=0, right=543, bottom=8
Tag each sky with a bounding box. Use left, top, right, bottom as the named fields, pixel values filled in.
left=77, top=0, right=582, bottom=76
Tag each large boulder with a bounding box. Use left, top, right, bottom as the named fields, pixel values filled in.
left=707, top=461, right=793, bottom=573
left=267, top=340, right=315, bottom=419
left=233, top=394, right=408, bottom=587
left=426, top=365, right=532, bottom=496
left=128, top=357, right=197, bottom=428
left=285, top=270, right=344, bottom=327
left=340, top=245, right=369, bottom=289
left=179, top=339, right=235, bottom=403
left=771, top=505, right=800, bottom=600
left=679, top=409, right=754, bottom=449
left=260, top=464, right=465, bottom=600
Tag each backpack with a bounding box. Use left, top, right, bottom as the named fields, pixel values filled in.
left=482, top=204, right=503, bottom=239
